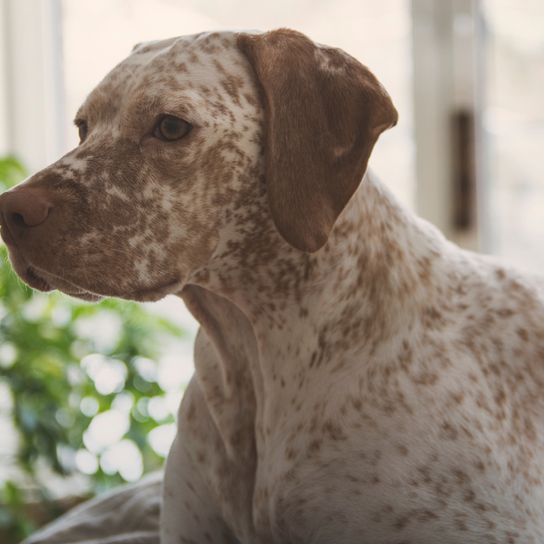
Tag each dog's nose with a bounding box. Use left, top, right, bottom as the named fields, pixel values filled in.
left=0, top=188, right=51, bottom=241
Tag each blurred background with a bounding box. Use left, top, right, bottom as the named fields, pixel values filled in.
left=0, top=0, right=542, bottom=541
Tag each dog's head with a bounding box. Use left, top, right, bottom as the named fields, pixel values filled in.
left=0, top=29, right=396, bottom=302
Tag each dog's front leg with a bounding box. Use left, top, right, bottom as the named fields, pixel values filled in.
left=161, top=429, right=239, bottom=544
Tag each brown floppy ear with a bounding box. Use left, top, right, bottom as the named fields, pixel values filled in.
left=237, top=29, right=398, bottom=252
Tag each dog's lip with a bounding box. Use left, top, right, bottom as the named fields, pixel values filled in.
left=0, top=222, right=16, bottom=247
left=23, top=265, right=100, bottom=300
left=30, top=261, right=182, bottom=302
left=6, top=243, right=182, bottom=302
left=28, top=264, right=103, bottom=301
left=10, top=254, right=100, bottom=300
left=24, top=266, right=54, bottom=292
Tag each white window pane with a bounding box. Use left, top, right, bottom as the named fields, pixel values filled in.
left=482, top=0, right=544, bottom=273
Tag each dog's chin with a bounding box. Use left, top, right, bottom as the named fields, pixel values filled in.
left=27, top=267, right=182, bottom=302
left=26, top=268, right=180, bottom=302
left=6, top=249, right=101, bottom=302
left=63, top=289, right=104, bottom=302
left=18, top=265, right=103, bottom=302
left=7, top=247, right=183, bottom=303
left=125, top=277, right=186, bottom=302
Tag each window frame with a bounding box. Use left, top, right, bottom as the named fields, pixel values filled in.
left=411, top=0, right=485, bottom=250
left=0, top=0, right=65, bottom=172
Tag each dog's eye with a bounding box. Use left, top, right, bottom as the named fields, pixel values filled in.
left=154, top=115, right=192, bottom=141
left=75, top=120, right=88, bottom=143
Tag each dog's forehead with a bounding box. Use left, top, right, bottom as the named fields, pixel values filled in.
left=78, top=31, right=249, bottom=120
left=132, top=31, right=237, bottom=57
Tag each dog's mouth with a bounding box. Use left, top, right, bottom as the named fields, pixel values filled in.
left=24, top=266, right=53, bottom=292
left=24, top=264, right=182, bottom=302
left=23, top=265, right=103, bottom=302
left=8, top=247, right=183, bottom=303
left=5, top=244, right=104, bottom=302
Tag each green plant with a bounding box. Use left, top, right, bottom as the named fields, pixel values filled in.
left=0, top=156, right=187, bottom=542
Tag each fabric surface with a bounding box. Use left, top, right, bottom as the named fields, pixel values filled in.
left=23, top=472, right=162, bottom=544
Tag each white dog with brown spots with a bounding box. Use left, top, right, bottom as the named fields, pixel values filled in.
left=2, top=29, right=544, bottom=544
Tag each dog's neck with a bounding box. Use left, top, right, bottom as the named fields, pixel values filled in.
left=188, top=171, right=448, bottom=342
left=181, top=171, right=450, bottom=387
left=178, top=171, right=452, bottom=459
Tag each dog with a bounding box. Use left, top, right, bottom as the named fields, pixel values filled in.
left=2, top=29, right=544, bottom=544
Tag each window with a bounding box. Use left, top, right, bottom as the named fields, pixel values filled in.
left=482, top=0, right=544, bottom=273
left=0, top=0, right=542, bottom=512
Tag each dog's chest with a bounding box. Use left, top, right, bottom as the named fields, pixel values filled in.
left=186, top=287, right=544, bottom=543
left=246, top=349, right=544, bottom=544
